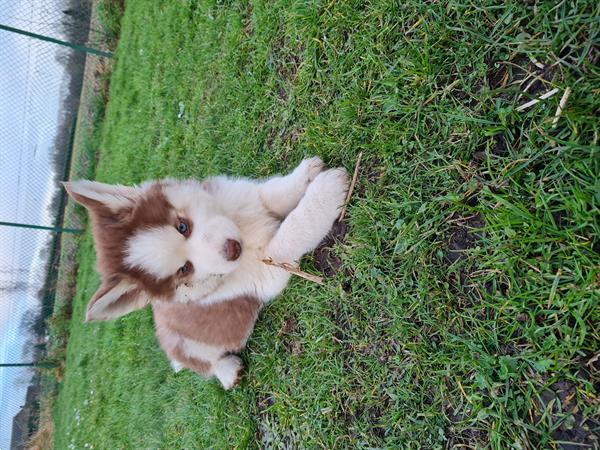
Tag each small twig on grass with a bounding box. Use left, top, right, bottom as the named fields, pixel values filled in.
left=516, top=87, right=559, bottom=112
left=339, top=151, right=363, bottom=222
left=262, top=257, right=324, bottom=285
left=551, top=87, right=571, bottom=128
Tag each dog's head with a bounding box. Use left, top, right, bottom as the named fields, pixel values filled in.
left=64, top=179, right=242, bottom=321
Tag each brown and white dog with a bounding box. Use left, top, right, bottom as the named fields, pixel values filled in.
left=64, top=157, right=348, bottom=389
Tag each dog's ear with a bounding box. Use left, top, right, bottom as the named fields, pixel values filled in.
left=63, top=180, right=138, bottom=212
left=86, top=278, right=150, bottom=321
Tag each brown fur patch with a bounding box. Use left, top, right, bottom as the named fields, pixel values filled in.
left=168, top=344, right=212, bottom=376
left=153, top=295, right=262, bottom=351
left=72, top=183, right=182, bottom=299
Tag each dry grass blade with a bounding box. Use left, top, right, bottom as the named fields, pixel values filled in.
left=339, top=151, right=363, bottom=222
left=516, top=87, right=559, bottom=112
left=552, top=87, right=571, bottom=128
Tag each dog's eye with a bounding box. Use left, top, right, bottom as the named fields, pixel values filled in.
left=178, top=261, right=192, bottom=275
left=177, top=220, right=189, bottom=235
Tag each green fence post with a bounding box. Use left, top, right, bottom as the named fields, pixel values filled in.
left=0, top=221, right=83, bottom=234
left=0, top=362, right=59, bottom=368
left=0, top=23, right=113, bottom=58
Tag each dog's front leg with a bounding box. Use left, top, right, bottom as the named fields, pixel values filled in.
left=265, top=168, right=349, bottom=262
left=259, top=157, right=324, bottom=217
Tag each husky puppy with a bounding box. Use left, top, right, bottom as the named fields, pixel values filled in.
left=64, top=157, right=348, bottom=388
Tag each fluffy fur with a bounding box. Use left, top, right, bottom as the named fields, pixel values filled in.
left=65, top=157, right=349, bottom=388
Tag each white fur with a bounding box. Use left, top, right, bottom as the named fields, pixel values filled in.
left=125, top=226, right=186, bottom=279
left=128, top=162, right=350, bottom=307
left=259, top=156, right=324, bottom=216
left=78, top=157, right=349, bottom=311
left=170, top=360, right=184, bottom=373
left=71, top=158, right=349, bottom=388
left=163, top=181, right=244, bottom=278
left=213, top=355, right=243, bottom=389
left=178, top=165, right=348, bottom=306
left=181, top=338, right=224, bottom=362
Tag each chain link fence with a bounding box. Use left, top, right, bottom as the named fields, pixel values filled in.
left=0, top=1, right=116, bottom=447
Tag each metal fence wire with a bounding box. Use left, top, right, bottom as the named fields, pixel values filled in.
left=0, top=1, right=112, bottom=447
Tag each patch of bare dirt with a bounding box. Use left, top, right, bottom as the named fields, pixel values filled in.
left=473, top=133, right=508, bottom=163
left=364, top=403, right=389, bottom=440
left=265, top=125, right=304, bottom=150
left=443, top=212, right=493, bottom=306
left=336, top=390, right=393, bottom=443
left=533, top=380, right=600, bottom=449
left=356, top=338, right=401, bottom=365
left=270, top=36, right=303, bottom=83
left=446, top=213, right=485, bottom=265
left=313, top=220, right=348, bottom=277
left=356, top=156, right=385, bottom=197
left=487, top=57, right=557, bottom=94
left=277, top=316, right=303, bottom=356
left=242, top=3, right=253, bottom=37
left=445, top=402, right=488, bottom=447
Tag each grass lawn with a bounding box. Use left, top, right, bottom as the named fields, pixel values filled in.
left=53, top=0, right=598, bottom=448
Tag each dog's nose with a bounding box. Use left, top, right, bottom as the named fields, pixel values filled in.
left=225, top=239, right=242, bottom=261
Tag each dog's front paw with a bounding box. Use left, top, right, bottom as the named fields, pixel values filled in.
left=295, top=156, right=325, bottom=185
left=309, top=168, right=349, bottom=214
left=213, top=355, right=243, bottom=389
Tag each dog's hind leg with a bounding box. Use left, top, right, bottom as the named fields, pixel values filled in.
left=212, top=355, right=244, bottom=389
left=170, top=359, right=184, bottom=372
left=166, top=344, right=243, bottom=389
left=260, top=157, right=324, bottom=217
left=160, top=334, right=244, bottom=389
left=181, top=338, right=244, bottom=389
left=167, top=344, right=213, bottom=377
left=265, top=168, right=348, bottom=262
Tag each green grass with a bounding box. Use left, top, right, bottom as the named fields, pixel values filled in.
left=53, top=0, right=599, bottom=448
left=34, top=1, right=122, bottom=446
